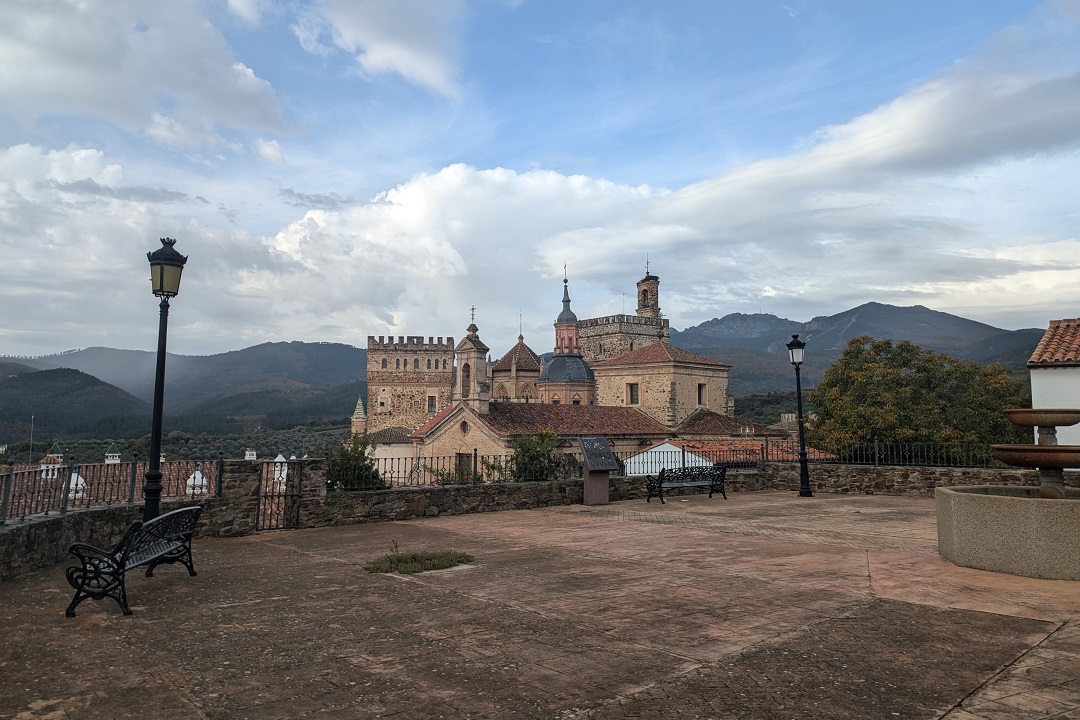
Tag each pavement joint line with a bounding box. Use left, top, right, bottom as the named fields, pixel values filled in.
left=939, top=619, right=1072, bottom=719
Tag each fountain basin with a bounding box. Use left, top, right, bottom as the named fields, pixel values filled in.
left=991, top=444, right=1080, bottom=468
left=936, top=485, right=1080, bottom=580
left=1003, top=408, right=1080, bottom=427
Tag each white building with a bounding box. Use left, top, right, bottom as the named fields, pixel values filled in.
left=1028, top=318, right=1080, bottom=445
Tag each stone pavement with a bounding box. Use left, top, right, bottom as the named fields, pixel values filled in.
left=1, top=490, right=1078, bottom=719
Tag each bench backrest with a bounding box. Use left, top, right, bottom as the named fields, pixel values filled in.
left=659, top=464, right=725, bottom=480
left=125, top=506, right=202, bottom=569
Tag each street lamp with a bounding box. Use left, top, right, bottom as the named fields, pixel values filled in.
left=144, top=238, right=187, bottom=521
left=786, top=334, right=813, bottom=498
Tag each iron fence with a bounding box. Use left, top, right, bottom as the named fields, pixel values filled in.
left=0, top=458, right=223, bottom=525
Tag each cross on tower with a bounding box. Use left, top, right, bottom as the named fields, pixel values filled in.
left=470, top=305, right=476, bottom=323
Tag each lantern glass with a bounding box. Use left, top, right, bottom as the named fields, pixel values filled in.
left=150, top=262, right=183, bottom=297
left=786, top=335, right=806, bottom=365
left=147, top=238, right=187, bottom=298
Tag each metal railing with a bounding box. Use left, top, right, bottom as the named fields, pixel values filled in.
left=0, top=458, right=223, bottom=525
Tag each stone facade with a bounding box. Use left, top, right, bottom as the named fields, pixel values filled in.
left=579, top=314, right=669, bottom=364
left=593, top=345, right=733, bottom=427
left=367, top=335, right=456, bottom=433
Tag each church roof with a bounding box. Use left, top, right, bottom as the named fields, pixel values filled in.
left=593, top=341, right=731, bottom=368
left=492, top=336, right=542, bottom=372
left=1029, top=319, right=1080, bottom=367
left=674, top=409, right=777, bottom=437
left=368, top=426, right=412, bottom=445
left=539, top=354, right=594, bottom=383
left=481, top=403, right=669, bottom=437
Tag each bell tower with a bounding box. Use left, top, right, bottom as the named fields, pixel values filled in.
left=636, top=264, right=660, bottom=319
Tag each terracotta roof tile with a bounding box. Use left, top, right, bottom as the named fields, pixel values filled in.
left=410, top=405, right=457, bottom=437
left=492, top=337, right=542, bottom=372
left=1029, top=319, right=1080, bottom=367
left=674, top=409, right=778, bottom=437
left=675, top=438, right=836, bottom=461
left=594, top=341, right=731, bottom=368
left=479, top=403, right=670, bottom=438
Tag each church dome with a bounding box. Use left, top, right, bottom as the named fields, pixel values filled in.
left=539, top=354, right=594, bottom=383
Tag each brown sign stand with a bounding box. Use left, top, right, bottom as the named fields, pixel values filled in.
left=579, top=437, right=619, bottom=505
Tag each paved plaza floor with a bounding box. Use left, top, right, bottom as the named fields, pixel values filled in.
left=1, top=490, right=1079, bottom=719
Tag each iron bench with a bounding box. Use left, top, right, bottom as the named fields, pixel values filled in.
left=646, top=465, right=727, bottom=504
left=65, top=505, right=202, bottom=617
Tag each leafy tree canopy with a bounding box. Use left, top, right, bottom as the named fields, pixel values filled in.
left=807, top=336, right=1030, bottom=449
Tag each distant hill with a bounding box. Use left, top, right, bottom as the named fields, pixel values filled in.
left=0, top=368, right=150, bottom=443
left=15, top=341, right=365, bottom=413
left=1, top=304, right=1047, bottom=442
left=670, top=302, right=1043, bottom=395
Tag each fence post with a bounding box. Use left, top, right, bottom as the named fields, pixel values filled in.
left=216, top=456, right=224, bottom=496
left=128, top=454, right=139, bottom=503
left=874, top=438, right=880, bottom=466
left=0, top=461, right=13, bottom=526
left=473, top=448, right=479, bottom=484
left=60, top=458, right=75, bottom=515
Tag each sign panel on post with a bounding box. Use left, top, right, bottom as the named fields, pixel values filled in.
left=579, top=437, right=620, bottom=473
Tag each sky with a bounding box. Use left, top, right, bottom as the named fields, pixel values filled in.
left=2, top=0, right=1079, bottom=359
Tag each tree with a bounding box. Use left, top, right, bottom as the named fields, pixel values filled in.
left=321, top=434, right=384, bottom=490
left=510, top=427, right=574, bottom=481
left=807, top=336, right=1030, bottom=449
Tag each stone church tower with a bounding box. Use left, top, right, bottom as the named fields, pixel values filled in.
left=454, top=320, right=491, bottom=414
left=579, top=270, right=669, bottom=364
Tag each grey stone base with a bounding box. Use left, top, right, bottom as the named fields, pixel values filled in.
left=936, top=485, right=1080, bottom=580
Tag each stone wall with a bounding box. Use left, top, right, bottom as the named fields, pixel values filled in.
left=6, top=458, right=1077, bottom=582
left=763, top=464, right=1074, bottom=495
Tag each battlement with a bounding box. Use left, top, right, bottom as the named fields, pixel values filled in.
left=368, top=335, right=456, bottom=350
left=579, top=315, right=668, bottom=329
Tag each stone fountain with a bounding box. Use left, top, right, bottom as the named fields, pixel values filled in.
left=936, top=408, right=1080, bottom=580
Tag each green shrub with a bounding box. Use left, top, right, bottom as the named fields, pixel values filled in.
left=364, top=550, right=473, bottom=574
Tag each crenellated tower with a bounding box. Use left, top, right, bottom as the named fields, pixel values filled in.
left=366, top=334, right=456, bottom=433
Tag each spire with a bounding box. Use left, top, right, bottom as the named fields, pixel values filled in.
left=557, top=277, right=577, bottom=323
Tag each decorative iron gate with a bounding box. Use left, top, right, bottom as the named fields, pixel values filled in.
left=256, top=459, right=303, bottom=531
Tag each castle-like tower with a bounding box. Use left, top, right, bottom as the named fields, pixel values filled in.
left=366, top=335, right=456, bottom=434
left=579, top=271, right=669, bottom=364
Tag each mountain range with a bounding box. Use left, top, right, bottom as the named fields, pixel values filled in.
left=0, top=303, right=1045, bottom=442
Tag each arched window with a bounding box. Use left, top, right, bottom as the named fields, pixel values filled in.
left=414, top=358, right=419, bottom=370
left=629, top=342, right=635, bottom=351
left=462, top=363, right=471, bottom=398
left=381, top=358, right=387, bottom=369
left=641, top=289, right=650, bottom=306
left=427, top=359, right=432, bottom=369
left=396, top=358, right=400, bottom=369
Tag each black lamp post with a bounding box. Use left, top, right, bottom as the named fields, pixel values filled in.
left=786, top=334, right=813, bottom=497
left=144, top=238, right=187, bottom=521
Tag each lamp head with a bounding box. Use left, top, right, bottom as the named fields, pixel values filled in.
left=147, top=238, right=187, bottom=298
left=786, top=334, right=806, bottom=366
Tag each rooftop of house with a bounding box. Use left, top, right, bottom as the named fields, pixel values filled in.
left=674, top=409, right=778, bottom=437
left=1029, top=319, right=1080, bottom=367
left=593, top=341, right=732, bottom=368
left=481, top=403, right=670, bottom=438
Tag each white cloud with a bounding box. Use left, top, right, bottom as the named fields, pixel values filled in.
left=256, top=138, right=286, bottom=165
left=293, top=0, right=465, bottom=98
left=0, top=1, right=283, bottom=148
